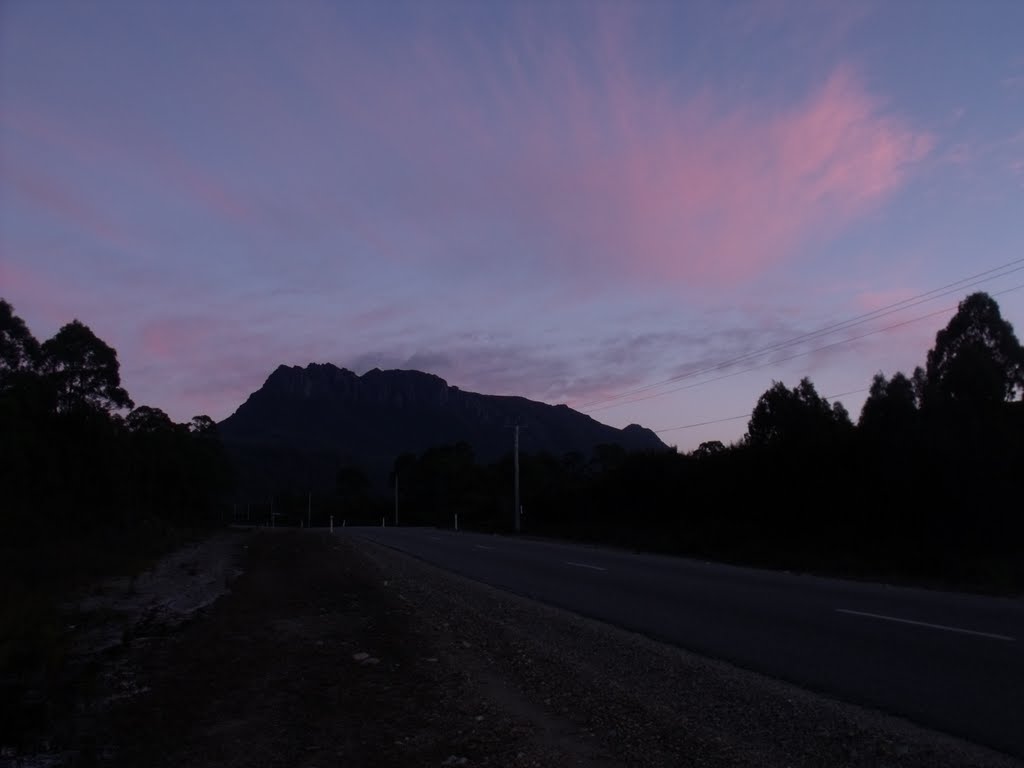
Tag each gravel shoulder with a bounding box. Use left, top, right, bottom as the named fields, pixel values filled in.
left=9, top=529, right=1021, bottom=767
left=357, top=532, right=1022, bottom=768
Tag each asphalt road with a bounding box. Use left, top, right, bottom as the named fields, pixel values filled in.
left=350, top=526, right=1024, bottom=759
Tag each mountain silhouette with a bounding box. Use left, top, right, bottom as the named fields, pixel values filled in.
left=219, top=363, right=668, bottom=496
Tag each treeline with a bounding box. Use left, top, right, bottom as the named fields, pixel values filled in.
left=0, top=300, right=233, bottom=542
left=353, top=292, right=1024, bottom=591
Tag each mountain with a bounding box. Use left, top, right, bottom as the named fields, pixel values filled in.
left=218, top=363, right=668, bottom=496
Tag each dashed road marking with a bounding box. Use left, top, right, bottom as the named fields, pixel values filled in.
left=835, top=609, right=1015, bottom=641
left=566, top=561, right=607, bottom=572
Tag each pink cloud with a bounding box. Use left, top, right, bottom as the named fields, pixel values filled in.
left=539, top=66, right=932, bottom=284
left=141, top=140, right=252, bottom=223
left=2, top=103, right=251, bottom=227
left=0, top=161, right=136, bottom=249
left=0, top=261, right=76, bottom=331
left=854, top=288, right=920, bottom=313
left=284, top=10, right=932, bottom=288
left=139, top=316, right=214, bottom=361
left=7, top=6, right=930, bottom=291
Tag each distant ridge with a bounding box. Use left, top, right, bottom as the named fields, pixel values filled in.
left=219, top=363, right=668, bottom=495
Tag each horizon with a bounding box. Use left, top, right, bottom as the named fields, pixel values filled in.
left=3, top=1, right=1023, bottom=451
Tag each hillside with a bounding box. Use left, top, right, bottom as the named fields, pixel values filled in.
left=218, top=363, right=667, bottom=496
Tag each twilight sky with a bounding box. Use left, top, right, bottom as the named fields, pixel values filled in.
left=2, top=0, right=1023, bottom=451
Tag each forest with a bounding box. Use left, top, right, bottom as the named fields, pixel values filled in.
left=0, top=299, right=233, bottom=693
left=3, top=291, right=1023, bottom=594
left=296, top=292, right=1024, bottom=592
left=0, top=300, right=232, bottom=542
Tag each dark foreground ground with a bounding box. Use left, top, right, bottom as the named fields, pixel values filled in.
left=8, top=529, right=1022, bottom=767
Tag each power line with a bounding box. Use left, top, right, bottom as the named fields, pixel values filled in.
left=653, top=387, right=870, bottom=434
left=654, top=413, right=749, bottom=433
left=648, top=281, right=1024, bottom=435
left=586, top=281, right=1024, bottom=414
left=587, top=304, right=954, bottom=413
left=578, top=257, right=1024, bottom=412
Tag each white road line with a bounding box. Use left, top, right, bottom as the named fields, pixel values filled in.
left=565, top=561, right=607, bottom=571
left=474, top=544, right=495, bottom=550
left=835, top=609, right=1015, bottom=642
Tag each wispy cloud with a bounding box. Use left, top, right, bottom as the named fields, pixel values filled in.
left=0, top=161, right=136, bottom=249
left=0, top=1, right=959, bottom=438
left=279, top=9, right=932, bottom=289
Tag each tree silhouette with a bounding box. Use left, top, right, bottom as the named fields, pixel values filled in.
left=924, top=292, right=1024, bottom=410
left=41, top=320, right=133, bottom=413
left=746, top=377, right=851, bottom=447
left=336, top=464, right=371, bottom=520
left=0, top=300, right=41, bottom=385
left=189, top=414, right=218, bottom=435
left=126, top=405, right=178, bottom=435
left=693, top=440, right=726, bottom=458
left=858, top=371, right=918, bottom=437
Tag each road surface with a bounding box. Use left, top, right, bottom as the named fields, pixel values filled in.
left=350, top=526, right=1024, bottom=759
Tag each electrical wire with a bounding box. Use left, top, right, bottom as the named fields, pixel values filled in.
left=653, top=388, right=869, bottom=434
left=578, top=258, right=1024, bottom=412
left=647, top=282, right=1024, bottom=434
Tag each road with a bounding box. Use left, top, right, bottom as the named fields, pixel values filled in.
left=350, top=526, right=1024, bottom=759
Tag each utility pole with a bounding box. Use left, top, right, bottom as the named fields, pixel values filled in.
left=394, top=472, right=399, bottom=526
left=307, top=491, right=312, bottom=529
left=514, top=424, right=521, bottom=534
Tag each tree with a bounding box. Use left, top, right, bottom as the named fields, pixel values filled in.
left=0, top=299, right=41, bottom=385
left=858, top=371, right=919, bottom=437
left=41, top=320, right=133, bottom=413
left=126, top=405, right=177, bottom=435
left=590, top=443, right=626, bottom=472
left=924, top=292, right=1024, bottom=410
left=693, top=440, right=726, bottom=458
left=188, top=414, right=218, bottom=436
left=336, top=464, right=371, bottom=515
left=746, top=377, right=852, bottom=448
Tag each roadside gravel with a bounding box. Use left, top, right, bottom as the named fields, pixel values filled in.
left=10, top=529, right=1020, bottom=767
left=355, top=531, right=1023, bottom=768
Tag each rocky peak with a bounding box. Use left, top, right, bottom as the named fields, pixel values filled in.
left=258, top=363, right=454, bottom=408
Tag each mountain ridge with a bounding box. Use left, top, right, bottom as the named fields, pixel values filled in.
left=219, top=362, right=668, bottom=496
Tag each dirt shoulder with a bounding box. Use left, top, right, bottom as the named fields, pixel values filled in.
left=10, top=529, right=1021, bottom=767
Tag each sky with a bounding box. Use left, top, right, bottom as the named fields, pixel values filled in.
left=2, top=0, right=1023, bottom=451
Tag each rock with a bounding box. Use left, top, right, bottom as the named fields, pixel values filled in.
left=352, top=652, right=370, bottom=661
left=441, top=756, right=468, bottom=766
